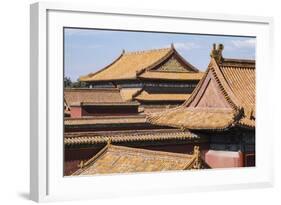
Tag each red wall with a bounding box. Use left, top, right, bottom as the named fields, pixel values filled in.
left=205, top=150, right=244, bottom=168
left=64, top=146, right=103, bottom=176
left=70, top=106, right=82, bottom=117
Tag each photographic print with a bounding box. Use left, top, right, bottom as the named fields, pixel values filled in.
left=63, top=28, right=255, bottom=176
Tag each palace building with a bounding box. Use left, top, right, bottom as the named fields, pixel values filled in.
left=149, top=44, right=255, bottom=168
left=64, top=88, right=208, bottom=175
left=64, top=43, right=255, bottom=175
left=79, top=44, right=204, bottom=113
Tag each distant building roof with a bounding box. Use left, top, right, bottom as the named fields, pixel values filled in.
left=79, top=45, right=200, bottom=82
left=133, top=89, right=191, bottom=102
left=64, top=115, right=147, bottom=126
left=148, top=44, right=255, bottom=130
left=64, top=88, right=124, bottom=106
left=141, top=105, right=179, bottom=114
left=120, top=88, right=142, bottom=101
left=64, top=129, right=199, bottom=145
left=72, top=144, right=201, bottom=175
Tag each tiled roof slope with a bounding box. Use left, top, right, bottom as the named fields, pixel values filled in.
left=133, top=89, right=191, bottom=102
left=64, top=115, right=147, bottom=126
left=120, top=88, right=142, bottom=101
left=148, top=44, right=255, bottom=130
left=64, top=88, right=124, bottom=106
left=64, top=129, right=198, bottom=145
left=149, top=107, right=238, bottom=130
left=219, top=59, right=255, bottom=116
left=72, top=144, right=201, bottom=175
left=79, top=45, right=199, bottom=82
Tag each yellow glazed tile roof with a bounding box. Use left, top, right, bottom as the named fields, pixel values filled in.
left=80, top=48, right=173, bottom=81
left=120, top=88, right=142, bottom=101
left=64, top=88, right=124, bottom=106
left=148, top=46, right=255, bottom=130
left=72, top=144, right=201, bottom=175
left=64, top=115, right=147, bottom=126
left=64, top=129, right=198, bottom=145
left=134, top=90, right=191, bottom=102
left=133, top=88, right=192, bottom=102
left=149, top=107, right=237, bottom=130
left=219, top=59, right=255, bottom=120
left=79, top=46, right=200, bottom=82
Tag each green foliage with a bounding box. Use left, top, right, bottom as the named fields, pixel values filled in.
left=64, top=77, right=72, bottom=88
left=64, top=77, right=87, bottom=88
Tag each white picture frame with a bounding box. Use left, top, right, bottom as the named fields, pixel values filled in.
left=30, top=2, right=274, bottom=202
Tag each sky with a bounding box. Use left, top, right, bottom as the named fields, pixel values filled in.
left=64, top=28, right=256, bottom=81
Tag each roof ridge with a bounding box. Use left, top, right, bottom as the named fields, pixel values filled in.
left=221, top=58, right=256, bottom=69
left=72, top=143, right=110, bottom=174
left=223, top=58, right=255, bottom=64
left=124, top=47, right=171, bottom=55
left=209, top=61, right=241, bottom=110
left=64, top=88, right=120, bottom=92
left=187, top=107, right=234, bottom=112
left=145, top=70, right=204, bottom=73
left=173, top=48, right=199, bottom=72
left=65, top=129, right=193, bottom=138
left=109, top=145, right=195, bottom=159
left=64, top=129, right=185, bottom=136
left=64, top=131, right=198, bottom=145
left=180, top=57, right=241, bottom=110
left=81, top=101, right=140, bottom=105
left=64, top=114, right=146, bottom=121
left=65, top=129, right=192, bottom=138
left=182, top=63, right=212, bottom=107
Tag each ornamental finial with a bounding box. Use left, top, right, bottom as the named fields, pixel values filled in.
left=210, top=43, right=224, bottom=63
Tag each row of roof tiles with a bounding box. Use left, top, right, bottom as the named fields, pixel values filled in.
left=72, top=144, right=201, bottom=175
left=64, top=129, right=198, bottom=145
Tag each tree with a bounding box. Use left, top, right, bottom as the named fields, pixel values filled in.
left=72, top=78, right=87, bottom=88
left=64, top=77, right=72, bottom=88
left=64, top=76, right=87, bottom=88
